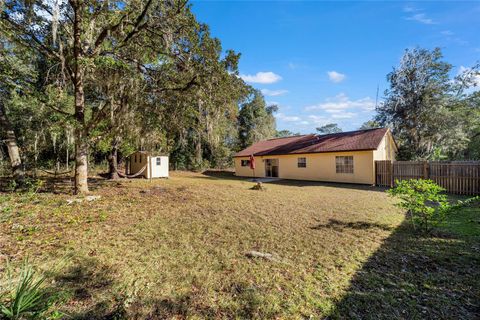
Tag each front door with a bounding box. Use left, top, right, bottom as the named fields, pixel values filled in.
left=265, top=159, right=279, bottom=177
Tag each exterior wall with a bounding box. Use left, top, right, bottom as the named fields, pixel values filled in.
left=148, top=156, right=169, bottom=178
left=129, top=152, right=169, bottom=178
left=130, top=152, right=149, bottom=178
left=234, top=157, right=266, bottom=178
left=373, top=132, right=397, bottom=161
left=235, top=150, right=376, bottom=184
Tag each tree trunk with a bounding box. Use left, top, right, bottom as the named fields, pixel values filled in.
left=74, top=129, right=89, bottom=194
left=195, top=138, right=202, bottom=168
left=0, top=100, right=24, bottom=182
left=72, top=1, right=89, bottom=194
left=107, top=142, right=119, bottom=180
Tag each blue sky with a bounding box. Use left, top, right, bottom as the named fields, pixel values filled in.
left=191, top=1, right=480, bottom=134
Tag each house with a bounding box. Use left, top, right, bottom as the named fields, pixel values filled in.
left=128, top=151, right=169, bottom=178
left=234, top=128, right=397, bottom=185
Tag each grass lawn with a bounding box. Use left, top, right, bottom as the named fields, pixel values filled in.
left=0, top=171, right=479, bottom=319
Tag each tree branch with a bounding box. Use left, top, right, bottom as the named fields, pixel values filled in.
left=1, top=15, right=60, bottom=59
left=41, top=101, right=75, bottom=117
left=154, top=75, right=198, bottom=93
left=121, top=0, right=154, bottom=44
left=91, top=16, right=127, bottom=56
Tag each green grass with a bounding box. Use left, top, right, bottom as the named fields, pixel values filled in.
left=438, top=199, right=480, bottom=237
left=0, top=171, right=478, bottom=319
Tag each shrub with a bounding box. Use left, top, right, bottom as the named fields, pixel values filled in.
left=0, top=261, right=61, bottom=320
left=388, top=179, right=450, bottom=232
left=5, top=177, right=43, bottom=194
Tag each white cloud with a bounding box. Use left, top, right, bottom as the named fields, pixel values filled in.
left=327, top=71, right=346, bottom=83
left=274, top=93, right=378, bottom=132
left=332, top=112, right=357, bottom=119
left=403, top=6, right=418, bottom=13
left=240, top=71, right=282, bottom=84
left=307, top=115, right=328, bottom=125
left=441, top=31, right=468, bottom=46
left=405, top=13, right=435, bottom=25
left=441, top=30, right=454, bottom=36
left=266, top=101, right=279, bottom=106
left=288, top=62, right=298, bottom=70
left=276, top=113, right=301, bottom=122
left=305, top=93, right=375, bottom=112
left=261, top=89, right=288, bottom=96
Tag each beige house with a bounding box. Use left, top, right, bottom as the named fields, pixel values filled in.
left=128, top=151, right=169, bottom=179
left=234, top=128, right=397, bottom=185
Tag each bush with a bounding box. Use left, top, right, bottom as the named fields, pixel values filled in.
left=0, top=261, right=62, bottom=320
left=5, top=177, right=43, bottom=194
left=388, top=179, right=450, bottom=233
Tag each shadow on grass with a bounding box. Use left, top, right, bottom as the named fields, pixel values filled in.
left=200, top=170, right=389, bottom=193
left=311, top=218, right=394, bottom=232
left=200, top=170, right=242, bottom=180
left=133, top=281, right=274, bottom=319
left=267, top=179, right=387, bottom=193
left=51, top=256, right=126, bottom=320
left=327, top=216, right=480, bottom=319
left=0, top=175, right=117, bottom=194
left=51, top=256, right=273, bottom=319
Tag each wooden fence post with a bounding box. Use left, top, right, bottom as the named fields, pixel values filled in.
left=423, top=161, right=429, bottom=179
left=389, top=160, right=394, bottom=187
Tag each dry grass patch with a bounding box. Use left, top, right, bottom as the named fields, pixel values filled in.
left=0, top=171, right=478, bottom=319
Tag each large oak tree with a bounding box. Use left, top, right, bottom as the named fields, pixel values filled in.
left=1, top=0, right=192, bottom=193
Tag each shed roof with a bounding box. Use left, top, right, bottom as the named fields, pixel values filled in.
left=234, top=128, right=390, bottom=157
left=130, top=151, right=169, bottom=157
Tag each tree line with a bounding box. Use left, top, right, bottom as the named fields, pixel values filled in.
left=1, top=2, right=478, bottom=194
left=0, top=0, right=277, bottom=193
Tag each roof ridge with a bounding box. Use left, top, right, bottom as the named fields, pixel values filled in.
left=266, top=134, right=311, bottom=141
left=315, top=127, right=385, bottom=137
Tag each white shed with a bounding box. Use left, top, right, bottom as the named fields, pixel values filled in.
left=128, top=151, right=169, bottom=179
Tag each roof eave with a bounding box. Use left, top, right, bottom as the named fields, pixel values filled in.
left=234, top=148, right=377, bottom=157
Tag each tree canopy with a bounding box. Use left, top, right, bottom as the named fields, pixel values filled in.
left=0, top=0, right=276, bottom=192
left=316, top=123, right=342, bottom=134
left=376, top=47, right=478, bottom=160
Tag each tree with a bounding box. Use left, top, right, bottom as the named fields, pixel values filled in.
left=376, top=47, right=469, bottom=160
left=1, top=0, right=193, bottom=193
left=276, top=130, right=300, bottom=137
left=238, top=89, right=277, bottom=149
left=462, top=91, right=480, bottom=159
left=359, top=120, right=380, bottom=130
left=0, top=0, right=278, bottom=182
left=0, top=39, right=37, bottom=183
left=316, top=123, right=342, bottom=134
left=454, top=65, right=480, bottom=159
left=388, top=179, right=450, bottom=233
left=153, top=22, right=248, bottom=170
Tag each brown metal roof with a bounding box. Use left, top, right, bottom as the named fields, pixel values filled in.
left=234, top=128, right=390, bottom=157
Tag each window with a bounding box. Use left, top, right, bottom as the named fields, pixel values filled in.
left=336, top=156, right=354, bottom=174
left=297, top=157, right=306, bottom=168
left=139, top=154, right=142, bottom=163
left=134, top=154, right=137, bottom=163
left=241, top=160, right=250, bottom=167
left=156, top=157, right=161, bottom=166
